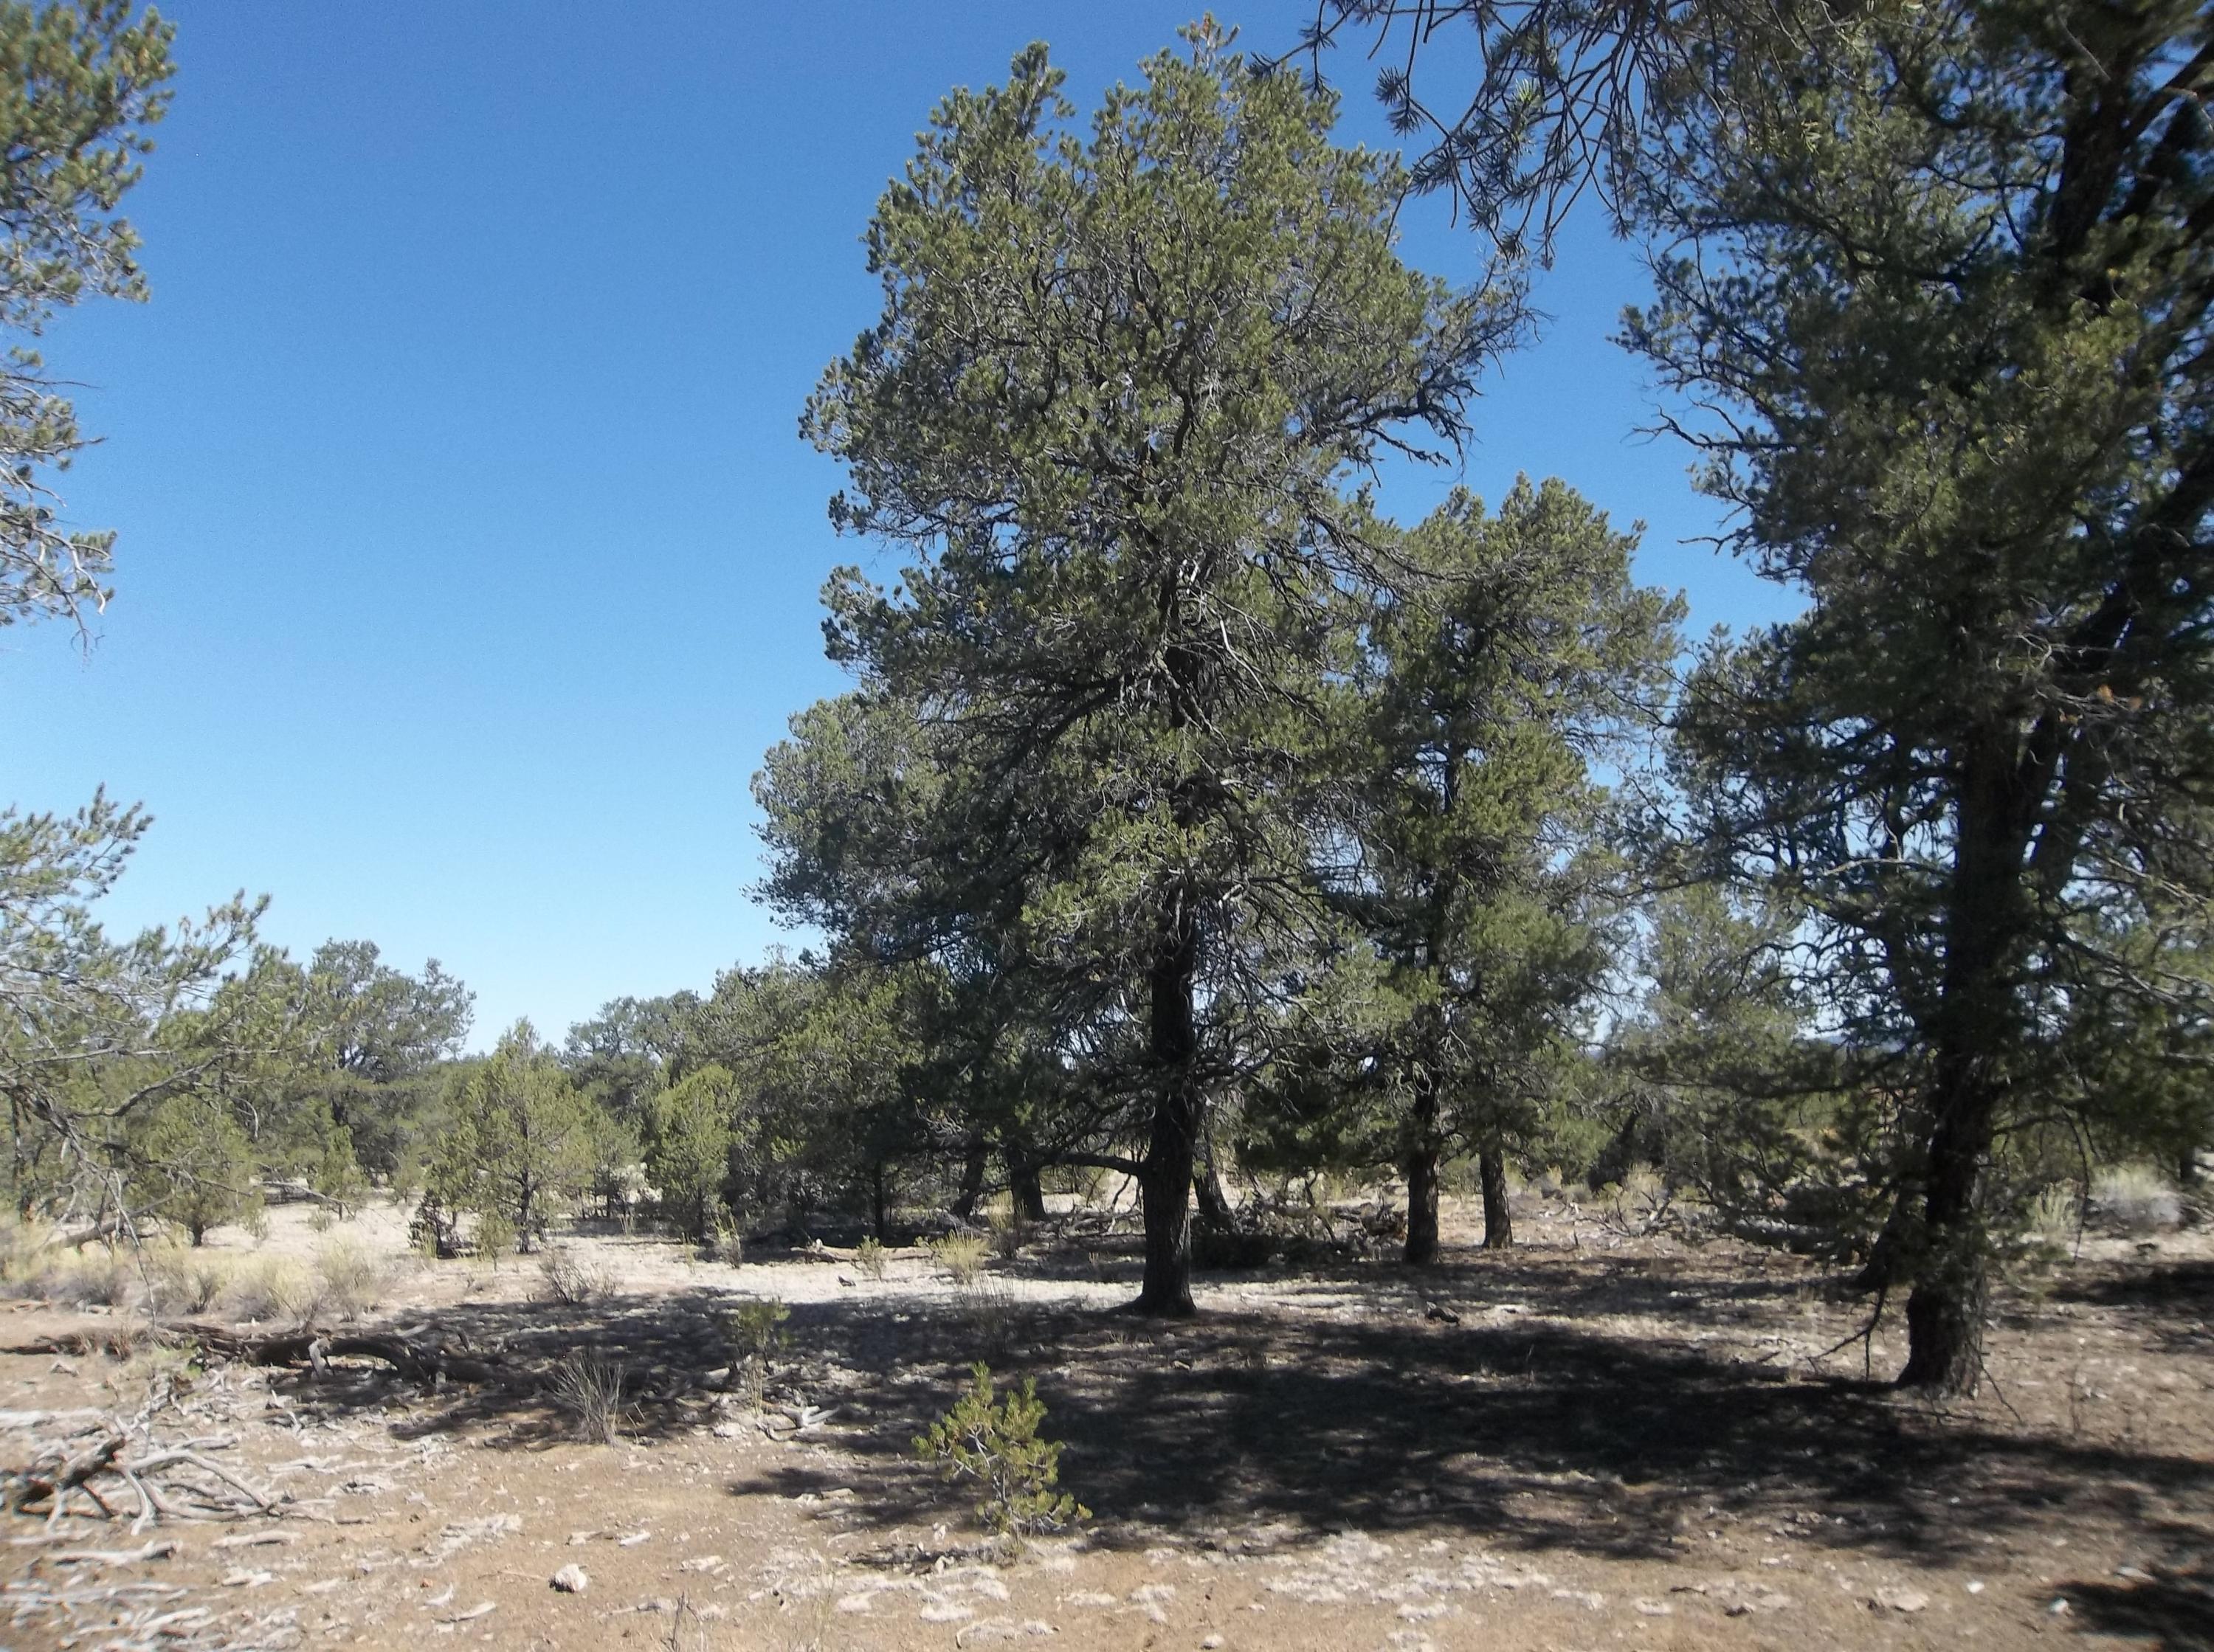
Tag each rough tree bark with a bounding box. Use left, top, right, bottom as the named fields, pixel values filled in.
left=1899, top=742, right=2023, bottom=1394
left=1479, top=1144, right=1513, bottom=1249
left=1006, top=1138, right=1047, bottom=1223
left=951, top=1136, right=986, bottom=1222
left=1404, top=1069, right=1442, bottom=1265
left=1134, top=890, right=1201, bottom=1316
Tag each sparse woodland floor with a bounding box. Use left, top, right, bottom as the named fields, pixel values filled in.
left=3, top=1193, right=2210, bottom=1652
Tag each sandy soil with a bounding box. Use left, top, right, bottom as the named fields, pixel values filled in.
left=3, top=1192, right=2210, bottom=1651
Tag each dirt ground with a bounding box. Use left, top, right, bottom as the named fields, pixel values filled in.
left=4, top=1190, right=2210, bottom=1652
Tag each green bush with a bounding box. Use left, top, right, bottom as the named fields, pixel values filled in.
left=853, top=1236, right=887, bottom=1281
left=727, top=1295, right=791, bottom=1409
left=913, top=1362, right=1086, bottom=1548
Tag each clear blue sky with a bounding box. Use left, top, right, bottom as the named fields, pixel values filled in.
left=8, top=1, right=1786, bottom=1046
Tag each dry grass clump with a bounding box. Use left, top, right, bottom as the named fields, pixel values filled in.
left=313, top=1236, right=390, bottom=1321
left=985, top=1200, right=1027, bottom=1261
left=2027, top=1183, right=2084, bottom=1248
left=2091, top=1163, right=2182, bottom=1234
left=1600, top=1167, right=1672, bottom=1234
left=932, top=1231, right=990, bottom=1285
left=539, top=1243, right=615, bottom=1305
left=0, top=1217, right=55, bottom=1297
left=958, top=1270, right=1020, bottom=1360
left=46, top=1248, right=131, bottom=1307
left=142, top=1244, right=230, bottom=1316
left=225, top=1255, right=321, bottom=1326
left=548, top=1349, right=630, bottom=1443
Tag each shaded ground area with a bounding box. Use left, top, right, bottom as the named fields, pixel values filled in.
left=4, top=1195, right=2210, bottom=1648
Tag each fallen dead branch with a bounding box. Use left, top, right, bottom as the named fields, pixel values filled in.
left=2, top=1413, right=279, bottom=1531
left=9, top=1319, right=506, bottom=1387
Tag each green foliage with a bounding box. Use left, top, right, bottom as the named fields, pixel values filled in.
left=1628, top=0, right=2214, bottom=1386
left=0, top=0, right=174, bottom=631
left=726, top=1295, right=790, bottom=1409
left=1303, top=477, right=1679, bottom=1249
left=773, top=24, right=1514, bottom=1310
left=913, top=1363, right=1086, bottom=1544
left=644, top=1062, right=737, bottom=1240
left=130, top=1089, right=261, bottom=1245
left=0, top=793, right=267, bottom=1230
left=426, top=1023, right=595, bottom=1251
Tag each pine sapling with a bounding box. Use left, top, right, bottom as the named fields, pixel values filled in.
left=913, top=1362, right=1086, bottom=1548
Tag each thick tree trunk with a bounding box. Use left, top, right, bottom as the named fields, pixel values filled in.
left=952, top=1136, right=986, bottom=1222
left=1900, top=744, right=2020, bottom=1394
left=1404, top=1144, right=1441, bottom=1266
left=1194, top=1158, right=1236, bottom=1232
left=1133, top=893, right=1201, bottom=1316
left=1479, top=1145, right=1513, bottom=1250
left=870, top=1160, right=891, bottom=1240
left=1008, top=1152, right=1046, bottom=1224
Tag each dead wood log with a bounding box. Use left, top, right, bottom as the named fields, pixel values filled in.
left=137, top=1321, right=506, bottom=1387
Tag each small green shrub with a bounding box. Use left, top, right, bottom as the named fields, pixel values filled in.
left=853, top=1237, right=887, bottom=1282
left=914, top=1363, right=1086, bottom=1549
left=727, top=1296, right=791, bottom=1409
left=931, top=1232, right=989, bottom=1285
left=474, top=1210, right=517, bottom=1263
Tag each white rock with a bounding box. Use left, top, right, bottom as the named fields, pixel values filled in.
left=551, top=1564, right=589, bottom=1594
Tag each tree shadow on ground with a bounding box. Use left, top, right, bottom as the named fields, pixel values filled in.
left=207, top=1247, right=2214, bottom=1577
left=2063, top=1558, right=2214, bottom=1651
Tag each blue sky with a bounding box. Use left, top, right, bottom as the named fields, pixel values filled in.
left=8, top=2, right=1785, bottom=1045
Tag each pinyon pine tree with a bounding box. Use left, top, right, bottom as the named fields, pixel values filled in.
left=799, top=25, right=1514, bottom=1313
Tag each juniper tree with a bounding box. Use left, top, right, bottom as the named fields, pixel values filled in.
left=427, top=1022, right=596, bottom=1252
left=1337, top=480, right=1677, bottom=1259
left=801, top=27, right=1511, bottom=1312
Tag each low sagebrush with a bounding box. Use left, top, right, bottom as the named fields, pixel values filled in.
left=539, top=1243, right=615, bottom=1306
left=142, top=1245, right=230, bottom=1316
left=853, top=1236, right=888, bottom=1282
left=227, top=1256, right=321, bottom=1326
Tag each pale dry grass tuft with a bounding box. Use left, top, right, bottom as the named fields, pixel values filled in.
left=548, top=1349, right=630, bottom=1442
left=227, top=1255, right=322, bottom=1325
left=2092, top=1163, right=2182, bottom=1234
left=314, top=1235, right=391, bottom=1320
left=931, top=1231, right=989, bottom=1285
